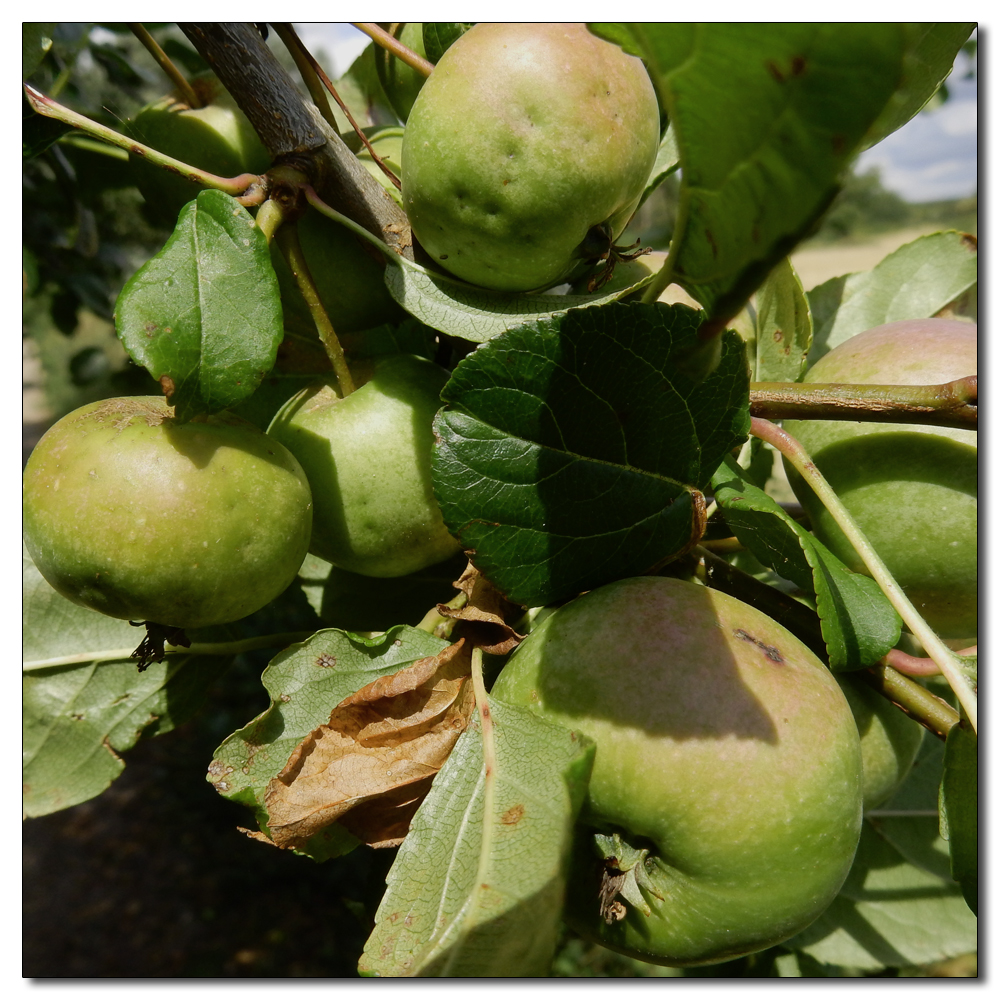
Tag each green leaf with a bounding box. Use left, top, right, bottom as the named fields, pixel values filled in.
left=753, top=257, right=812, bottom=383
left=787, top=735, right=975, bottom=971
left=591, top=23, right=908, bottom=322
left=208, top=626, right=450, bottom=861
left=710, top=457, right=901, bottom=669
left=860, top=24, right=977, bottom=151
left=22, top=23, right=55, bottom=79
left=433, top=303, right=751, bottom=607
left=422, top=23, right=475, bottom=64
left=22, top=547, right=230, bottom=817
left=941, top=721, right=977, bottom=914
left=359, top=698, right=594, bottom=976
left=382, top=251, right=654, bottom=343
left=807, top=231, right=978, bottom=364
left=115, top=189, right=283, bottom=420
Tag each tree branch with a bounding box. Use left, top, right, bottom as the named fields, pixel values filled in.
left=750, top=377, right=977, bottom=429
left=178, top=22, right=412, bottom=259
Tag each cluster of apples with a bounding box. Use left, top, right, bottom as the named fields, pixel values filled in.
left=22, top=23, right=974, bottom=969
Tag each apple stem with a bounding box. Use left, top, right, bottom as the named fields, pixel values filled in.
left=750, top=378, right=977, bottom=430
left=128, top=23, right=201, bottom=109
left=751, top=416, right=977, bottom=732
left=23, top=84, right=268, bottom=206
left=275, top=222, right=356, bottom=397
left=439, top=645, right=497, bottom=977
left=353, top=23, right=436, bottom=77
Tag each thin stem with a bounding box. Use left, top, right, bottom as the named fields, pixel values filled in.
left=750, top=377, right=977, bottom=430
left=23, top=84, right=267, bottom=205
left=23, top=632, right=315, bottom=672
left=752, top=416, right=977, bottom=732
left=304, top=186, right=400, bottom=258
left=272, top=23, right=339, bottom=132
left=274, top=222, right=355, bottom=396
left=352, top=22, right=435, bottom=77
left=860, top=663, right=960, bottom=740
left=884, top=644, right=977, bottom=678
left=128, top=22, right=200, bottom=107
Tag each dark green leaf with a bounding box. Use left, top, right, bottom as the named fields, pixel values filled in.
left=422, top=23, right=475, bottom=64
left=941, top=721, right=977, bottom=914
left=860, top=24, right=977, bottom=151
left=208, top=626, right=450, bottom=862
left=711, top=457, right=901, bottom=669
left=754, top=258, right=812, bottom=383
left=359, top=698, right=594, bottom=976
left=433, top=303, right=750, bottom=607
left=807, top=231, right=978, bottom=364
left=23, top=547, right=229, bottom=817
left=115, top=189, right=283, bottom=420
left=591, top=23, right=908, bottom=322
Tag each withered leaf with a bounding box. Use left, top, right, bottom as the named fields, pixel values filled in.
left=437, top=562, right=525, bottom=655
left=264, top=640, right=474, bottom=849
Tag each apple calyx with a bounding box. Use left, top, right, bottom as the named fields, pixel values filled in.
left=594, top=831, right=664, bottom=923
left=129, top=621, right=192, bottom=672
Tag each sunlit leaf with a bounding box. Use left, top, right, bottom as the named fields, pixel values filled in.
left=115, top=189, right=283, bottom=420
left=359, top=698, right=594, bottom=976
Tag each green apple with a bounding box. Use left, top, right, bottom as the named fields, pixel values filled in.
left=401, top=22, right=660, bottom=292
left=23, top=396, right=312, bottom=629
left=126, top=72, right=271, bottom=225
left=784, top=319, right=977, bottom=640
left=837, top=673, right=924, bottom=812
left=492, top=576, right=863, bottom=966
left=267, top=354, right=461, bottom=577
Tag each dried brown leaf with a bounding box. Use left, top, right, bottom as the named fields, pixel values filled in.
left=263, top=640, right=475, bottom=849
left=437, top=562, right=525, bottom=655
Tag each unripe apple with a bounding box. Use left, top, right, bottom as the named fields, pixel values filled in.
left=784, top=319, right=977, bottom=640
left=401, top=22, right=660, bottom=291
left=267, top=354, right=461, bottom=577
left=492, top=576, right=863, bottom=966
left=837, top=673, right=924, bottom=812
left=126, top=72, right=271, bottom=225
left=23, top=397, right=312, bottom=629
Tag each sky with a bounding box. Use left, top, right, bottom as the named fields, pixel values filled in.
left=294, top=22, right=978, bottom=204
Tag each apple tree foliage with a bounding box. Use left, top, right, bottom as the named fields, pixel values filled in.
left=22, top=22, right=977, bottom=977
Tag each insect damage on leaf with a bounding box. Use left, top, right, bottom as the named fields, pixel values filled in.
left=264, top=639, right=475, bottom=849
left=435, top=562, right=525, bottom=655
